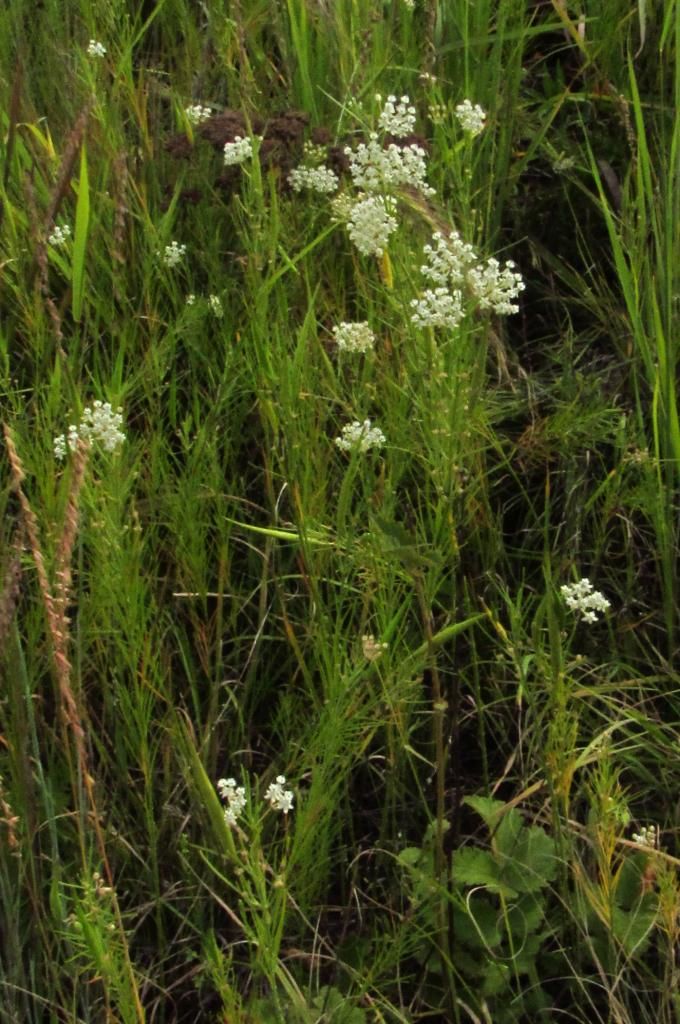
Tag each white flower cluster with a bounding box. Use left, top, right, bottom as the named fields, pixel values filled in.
left=209, top=294, right=224, bottom=318
left=159, top=240, right=186, bottom=267
left=303, top=140, right=328, bottom=164
left=332, top=321, right=376, bottom=354
left=264, top=775, right=294, bottom=814
left=54, top=401, right=125, bottom=460
left=420, top=231, right=478, bottom=285
left=87, top=39, right=106, bottom=58
left=217, top=772, right=294, bottom=826
left=335, top=419, right=386, bottom=453
left=185, top=104, right=211, bottom=125
left=330, top=194, right=355, bottom=222
left=560, top=578, right=611, bottom=623
left=410, top=230, right=525, bottom=327
left=362, top=634, right=388, bottom=661
left=223, top=135, right=255, bottom=166
left=378, top=94, right=416, bottom=137
left=467, top=258, right=525, bottom=315
left=48, top=224, right=71, bottom=247
left=217, top=777, right=247, bottom=828
left=288, top=164, right=339, bottom=194
left=347, top=195, right=398, bottom=257
left=53, top=425, right=79, bottom=460
left=455, top=99, right=487, bottom=136
left=411, top=287, right=464, bottom=329
left=632, top=825, right=659, bottom=849
left=345, top=134, right=434, bottom=197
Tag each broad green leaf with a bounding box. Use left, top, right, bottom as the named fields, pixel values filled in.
left=453, top=896, right=502, bottom=950
left=397, top=846, right=424, bottom=869
left=612, top=897, right=657, bottom=956
left=452, top=847, right=517, bottom=898
left=499, top=827, right=557, bottom=894
left=464, top=795, right=507, bottom=830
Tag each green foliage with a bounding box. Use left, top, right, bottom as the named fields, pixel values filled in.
left=1, top=2, right=680, bottom=1023
left=399, top=799, right=559, bottom=1019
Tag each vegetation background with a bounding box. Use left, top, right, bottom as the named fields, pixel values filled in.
left=1, top=1, right=680, bottom=1021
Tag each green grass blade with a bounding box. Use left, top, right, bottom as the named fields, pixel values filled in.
left=71, top=142, right=89, bottom=322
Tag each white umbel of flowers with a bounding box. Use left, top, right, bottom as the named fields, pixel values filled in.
left=410, top=287, right=464, bottom=329
left=265, top=775, right=294, bottom=814
left=378, top=94, right=417, bottom=137
left=209, top=295, right=224, bottom=318
left=632, top=825, right=659, bottom=849
left=159, top=240, right=186, bottom=267
left=217, top=777, right=247, bottom=828
left=411, top=231, right=525, bottom=325
left=54, top=401, right=125, bottom=460
left=79, top=401, right=126, bottom=452
left=560, top=578, right=611, bottom=623
left=185, top=104, right=212, bottom=125
left=454, top=99, right=487, bottom=136
left=53, top=424, right=79, bottom=460
left=223, top=135, right=255, bottom=166
left=421, top=231, right=478, bottom=286
left=288, top=164, right=339, bottom=194
left=48, top=224, right=71, bottom=247
left=87, top=39, right=106, bottom=57
left=347, top=195, right=398, bottom=257
left=332, top=321, right=376, bottom=354
left=335, top=419, right=386, bottom=453
left=345, top=134, right=434, bottom=197
left=467, top=258, right=525, bottom=315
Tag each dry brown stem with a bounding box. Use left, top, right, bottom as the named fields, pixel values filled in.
left=0, top=525, right=25, bottom=648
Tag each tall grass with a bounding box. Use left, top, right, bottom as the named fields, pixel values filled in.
left=1, top=2, right=680, bottom=1022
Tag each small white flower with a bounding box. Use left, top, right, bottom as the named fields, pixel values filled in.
left=288, top=164, right=339, bottom=194
left=330, top=194, right=355, bottom=222
left=466, top=257, right=525, bottom=315
left=560, top=578, right=611, bottom=623
left=347, top=194, right=398, bottom=257
left=79, top=401, right=126, bottom=453
left=335, top=419, right=386, bottom=453
left=209, top=294, right=224, bottom=318
left=421, top=231, right=477, bottom=286
left=632, top=825, right=659, bottom=849
left=455, top=99, right=487, bottom=137
left=362, top=634, right=388, bottom=661
left=378, top=94, right=416, bottom=137
left=332, top=321, right=375, bottom=354
left=223, top=135, right=255, bottom=166
left=264, top=775, right=294, bottom=814
left=428, top=102, right=447, bottom=125
left=47, top=224, right=71, bottom=247
left=54, top=405, right=124, bottom=459
left=345, top=134, right=434, bottom=197
left=186, top=293, right=196, bottom=306
left=302, top=140, right=328, bottom=164
left=185, top=104, right=211, bottom=125
left=158, top=240, right=186, bottom=268
left=87, top=39, right=107, bottom=58
left=53, top=435, right=67, bottom=460
left=413, top=231, right=524, bottom=321
left=217, top=777, right=247, bottom=827
left=410, top=287, right=464, bottom=329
